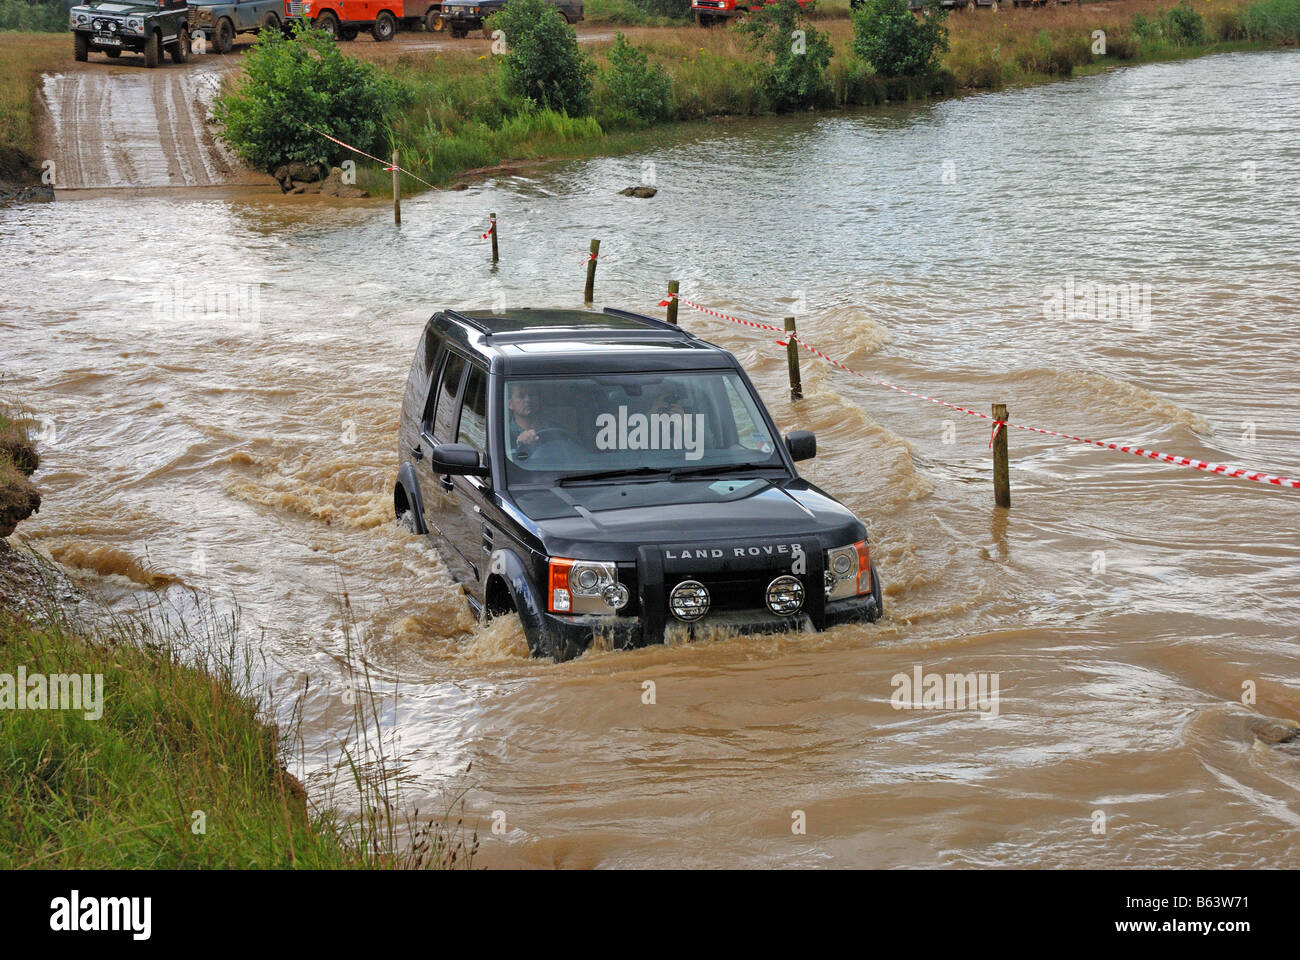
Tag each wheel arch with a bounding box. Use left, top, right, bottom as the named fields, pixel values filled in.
left=395, top=463, right=428, bottom=534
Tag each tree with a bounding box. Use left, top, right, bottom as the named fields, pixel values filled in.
left=851, top=0, right=949, bottom=79
left=490, top=0, right=595, bottom=117
left=738, top=0, right=833, bottom=112
left=213, top=23, right=408, bottom=172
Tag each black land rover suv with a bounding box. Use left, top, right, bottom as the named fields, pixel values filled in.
left=395, top=308, right=882, bottom=661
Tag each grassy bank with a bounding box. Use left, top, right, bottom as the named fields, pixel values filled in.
left=0, top=30, right=64, bottom=182
left=0, top=549, right=474, bottom=868
left=364, top=0, right=1298, bottom=194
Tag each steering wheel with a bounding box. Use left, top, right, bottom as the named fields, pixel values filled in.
left=515, top=427, right=570, bottom=462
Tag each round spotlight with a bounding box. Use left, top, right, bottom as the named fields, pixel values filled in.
left=766, top=575, right=805, bottom=616
left=602, top=582, right=630, bottom=611
left=669, top=580, right=709, bottom=622
left=832, top=553, right=852, bottom=576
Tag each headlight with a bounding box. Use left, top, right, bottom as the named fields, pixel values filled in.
left=668, top=580, right=709, bottom=622
left=92, top=18, right=103, bottom=30
left=108, top=20, right=118, bottom=31
left=547, top=558, right=627, bottom=614
left=825, top=541, right=871, bottom=601
left=766, top=575, right=805, bottom=616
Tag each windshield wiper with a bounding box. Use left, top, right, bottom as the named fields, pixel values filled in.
left=669, top=462, right=782, bottom=480
left=555, top=466, right=674, bottom=486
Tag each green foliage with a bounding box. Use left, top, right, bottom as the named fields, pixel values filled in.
left=738, top=0, right=833, bottom=111
left=489, top=0, right=595, bottom=116
left=1014, top=29, right=1093, bottom=75
left=1234, top=0, right=1300, bottom=40
left=636, top=0, right=692, bottom=16
left=851, top=0, right=949, bottom=79
left=0, top=0, right=69, bottom=32
left=1162, top=0, right=1207, bottom=43
left=213, top=23, right=409, bottom=173
left=596, top=32, right=674, bottom=129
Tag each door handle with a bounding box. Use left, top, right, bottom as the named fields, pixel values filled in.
left=411, top=444, right=424, bottom=461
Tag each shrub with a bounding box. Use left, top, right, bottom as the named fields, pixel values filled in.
left=1015, top=29, right=1092, bottom=76
left=851, top=0, right=949, bottom=79
left=489, top=0, right=595, bottom=116
left=1161, top=0, right=1207, bottom=44
left=1103, top=32, right=1138, bottom=59
left=738, top=0, right=834, bottom=111
left=825, top=56, right=886, bottom=106
left=596, top=32, right=674, bottom=129
left=0, top=0, right=68, bottom=32
left=213, top=24, right=408, bottom=173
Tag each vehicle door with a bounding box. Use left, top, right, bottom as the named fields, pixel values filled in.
left=444, top=362, right=491, bottom=599
left=417, top=349, right=476, bottom=585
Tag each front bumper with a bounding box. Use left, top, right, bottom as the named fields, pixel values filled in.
left=441, top=10, right=483, bottom=28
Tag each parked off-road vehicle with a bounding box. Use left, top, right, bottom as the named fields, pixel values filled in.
left=440, top=0, right=580, bottom=38
left=69, top=0, right=192, bottom=66
left=188, top=0, right=285, bottom=55
left=394, top=308, right=882, bottom=662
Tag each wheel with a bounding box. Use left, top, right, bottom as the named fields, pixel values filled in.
left=425, top=8, right=443, bottom=31
left=216, top=16, right=234, bottom=53
left=315, top=10, right=339, bottom=39
left=105, top=47, right=121, bottom=58
left=339, top=25, right=358, bottom=39
left=144, top=30, right=160, bottom=67
left=373, top=10, right=396, bottom=40
left=262, top=10, right=281, bottom=31
left=74, top=32, right=88, bottom=61
left=167, top=27, right=190, bottom=63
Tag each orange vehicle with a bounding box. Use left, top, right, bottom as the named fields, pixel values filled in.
left=287, top=0, right=444, bottom=39
left=691, top=0, right=809, bottom=26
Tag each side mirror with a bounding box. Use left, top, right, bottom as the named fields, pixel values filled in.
left=785, top=430, right=816, bottom=462
left=430, top=442, right=488, bottom=476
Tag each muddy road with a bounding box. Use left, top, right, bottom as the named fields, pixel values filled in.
left=6, top=47, right=1300, bottom=868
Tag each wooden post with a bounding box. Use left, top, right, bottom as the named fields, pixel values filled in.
left=583, top=238, right=600, bottom=304
left=666, top=280, right=679, bottom=325
left=992, top=402, right=1010, bottom=508
left=489, top=212, right=498, bottom=263
left=392, top=149, right=401, bottom=227
left=785, top=317, right=802, bottom=401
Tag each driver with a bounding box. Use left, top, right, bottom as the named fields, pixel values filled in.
left=507, top=381, right=565, bottom=459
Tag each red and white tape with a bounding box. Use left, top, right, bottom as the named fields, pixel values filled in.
left=659, top=294, right=1300, bottom=491
left=302, top=123, right=437, bottom=190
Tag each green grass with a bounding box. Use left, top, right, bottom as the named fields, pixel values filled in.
left=0, top=31, right=65, bottom=181
left=0, top=556, right=477, bottom=868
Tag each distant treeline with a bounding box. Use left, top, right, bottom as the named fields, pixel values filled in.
left=1, top=0, right=74, bottom=32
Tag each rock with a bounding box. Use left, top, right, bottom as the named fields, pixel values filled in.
left=618, top=185, right=657, bottom=198
left=1250, top=717, right=1300, bottom=744
left=618, top=187, right=634, bottom=196
left=451, top=182, right=469, bottom=191
left=0, top=465, right=40, bottom=539
left=303, top=182, right=322, bottom=194
left=287, top=161, right=323, bottom=183
left=273, top=165, right=290, bottom=185
left=288, top=184, right=306, bottom=195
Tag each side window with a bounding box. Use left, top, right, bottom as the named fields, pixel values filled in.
left=457, top=366, right=488, bottom=456
left=431, top=352, right=468, bottom=440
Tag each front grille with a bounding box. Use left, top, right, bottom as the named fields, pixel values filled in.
left=289, top=0, right=302, bottom=14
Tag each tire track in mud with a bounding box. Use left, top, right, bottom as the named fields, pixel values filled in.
left=40, top=60, right=257, bottom=191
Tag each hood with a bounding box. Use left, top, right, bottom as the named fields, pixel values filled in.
left=510, top=476, right=866, bottom=561
left=71, top=1, right=159, bottom=13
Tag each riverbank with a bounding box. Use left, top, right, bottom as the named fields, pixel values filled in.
left=361, top=0, right=1300, bottom=194
left=0, top=30, right=62, bottom=195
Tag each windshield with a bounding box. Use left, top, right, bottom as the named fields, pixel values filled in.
left=501, top=371, right=784, bottom=486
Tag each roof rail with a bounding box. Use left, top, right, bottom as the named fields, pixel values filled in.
left=443, top=309, right=493, bottom=339
left=601, top=307, right=692, bottom=335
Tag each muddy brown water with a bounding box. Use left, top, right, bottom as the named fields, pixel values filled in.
left=4, top=49, right=1300, bottom=867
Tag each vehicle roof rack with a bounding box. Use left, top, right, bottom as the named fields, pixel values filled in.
left=443, top=309, right=494, bottom=339
left=601, top=307, right=693, bottom=335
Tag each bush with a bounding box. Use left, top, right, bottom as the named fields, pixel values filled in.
left=738, top=0, right=834, bottom=111
left=0, top=0, right=68, bottom=32
left=851, top=0, right=949, bottom=79
left=213, top=24, right=408, bottom=173
left=596, top=32, right=674, bottom=129
left=825, top=56, right=886, bottom=106
left=1015, top=29, right=1092, bottom=76
left=489, top=0, right=595, bottom=116
left=1161, top=0, right=1207, bottom=44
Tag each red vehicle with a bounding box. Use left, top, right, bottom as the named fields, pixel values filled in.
left=287, top=0, right=443, bottom=39
left=691, top=0, right=809, bottom=26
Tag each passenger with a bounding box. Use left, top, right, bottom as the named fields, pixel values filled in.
left=649, top=383, right=690, bottom=418
left=506, top=382, right=565, bottom=459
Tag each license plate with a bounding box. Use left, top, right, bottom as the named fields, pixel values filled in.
left=96, top=35, right=121, bottom=45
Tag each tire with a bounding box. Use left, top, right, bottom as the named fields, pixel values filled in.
left=372, top=10, right=396, bottom=40
left=168, top=27, right=190, bottom=63
left=262, top=10, right=281, bottom=31
left=340, top=25, right=358, bottom=40
left=315, top=10, right=339, bottom=39
left=425, top=9, right=443, bottom=31
left=74, top=32, right=89, bottom=61
left=144, top=30, right=160, bottom=67
left=105, top=47, right=121, bottom=58
left=216, top=16, right=234, bottom=53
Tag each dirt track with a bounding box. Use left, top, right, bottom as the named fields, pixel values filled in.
left=37, top=27, right=617, bottom=193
